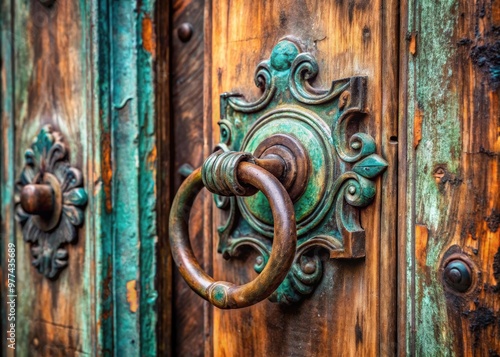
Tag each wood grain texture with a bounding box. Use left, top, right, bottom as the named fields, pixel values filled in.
left=208, top=0, right=397, bottom=355
left=0, top=0, right=158, bottom=355
left=170, top=0, right=208, bottom=356
left=380, top=0, right=400, bottom=354
left=397, top=0, right=410, bottom=355
left=156, top=0, right=173, bottom=355
left=0, top=0, right=16, bottom=355
left=404, top=0, right=500, bottom=355
left=7, top=1, right=93, bottom=355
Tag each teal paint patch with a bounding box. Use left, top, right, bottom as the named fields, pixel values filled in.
left=136, top=1, right=157, bottom=355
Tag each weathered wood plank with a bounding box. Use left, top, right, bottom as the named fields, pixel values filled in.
left=0, top=0, right=16, bottom=355
left=405, top=0, right=500, bottom=354
left=156, top=0, right=173, bottom=355
left=0, top=0, right=158, bottom=355
left=380, top=0, right=400, bottom=353
left=7, top=1, right=93, bottom=355
left=208, top=0, right=397, bottom=355
left=397, top=0, right=410, bottom=354
left=102, top=1, right=158, bottom=355
left=169, top=0, right=208, bottom=356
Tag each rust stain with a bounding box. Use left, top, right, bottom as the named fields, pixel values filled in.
left=415, top=224, right=429, bottom=270
left=409, top=33, right=417, bottom=55
left=148, top=144, right=157, bottom=195
left=414, top=107, right=423, bottom=148
left=485, top=209, right=500, bottom=232
left=142, top=16, right=156, bottom=58
left=433, top=167, right=446, bottom=184
left=126, top=280, right=139, bottom=313
left=147, top=144, right=157, bottom=169
left=102, top=132, right=113, bottom=213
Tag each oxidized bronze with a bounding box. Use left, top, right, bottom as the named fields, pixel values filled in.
left=15, top=125, right=88, bottom=279
left=169, top=37, right=388, bottom=307
left=169, top=153, right=296, bottom=309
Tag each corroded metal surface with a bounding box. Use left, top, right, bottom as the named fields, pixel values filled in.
left=14, top=125, right=87, bottom=279
left=213, top=38, right=388, bottom=304
left=169, top=155, right=296, bottom=309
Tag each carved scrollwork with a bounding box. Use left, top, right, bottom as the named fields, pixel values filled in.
left=15, top=125, right=87, bottom=279
left=221, top=62, right=277, bottom=115
left=333, top=108, right=376, bottom=163
left=289, top=53, right=352, bottom=105
left=214, top=37, right=388, bottom=304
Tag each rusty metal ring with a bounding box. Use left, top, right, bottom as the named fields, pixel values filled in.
left=169, top=162, right=297, bottom=309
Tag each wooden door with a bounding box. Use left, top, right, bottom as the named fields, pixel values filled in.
left=165, top=0, right=499, bottom=356
left=1, top=0, right=498, bottom=356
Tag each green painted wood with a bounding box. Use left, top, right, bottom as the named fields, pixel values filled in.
left=405, top=0, right=500, bottom=355
left=95, top=0, right=158, bottom=355
left=0, top=0, right=158, bottom=355
left=103, top=1, right=158, bottom=355
left=0, top=0, right=16, bottom=355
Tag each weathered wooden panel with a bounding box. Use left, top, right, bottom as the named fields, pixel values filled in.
left=403, top=0, right=500, bottom=355
left=0, top=0, right=16, bottom=355
left=4, top=1, right=93, bottom=355
left=207, top=0, right=398, bottom=355
left=156, top=0, right=173, bottom=355
left=169, top=1, right=208, bottom=356
left=0, top=0, right=158, bottom=355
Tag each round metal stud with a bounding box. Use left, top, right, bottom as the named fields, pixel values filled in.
left=443, top=259, right=473, bottom=293
left=177, top=23, right=193, bottom=43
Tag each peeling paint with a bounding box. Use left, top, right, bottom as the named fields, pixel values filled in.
left=408, top=33, right=417, bottom=55
left=101, top=132, right=113, bottom=212
left=413, top=107, right=422, bottom=148
left=407, top=0, right=500, bottom=354
left=126, top=280, right=139, bottom=313
left=471, top=40, right=500, bottom=89
left=142, top=16, right=156, bottom=58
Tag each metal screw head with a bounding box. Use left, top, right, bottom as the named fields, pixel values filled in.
left=351, top=140, right=361, bottom=149
left=255, top=256, right=263, bottom=265
left=443, top=259, right=472, bottom=293
left=177, top=23, right=193, bottom=43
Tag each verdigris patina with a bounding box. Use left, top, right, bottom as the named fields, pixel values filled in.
left=214, top=37, right=388, bottom=305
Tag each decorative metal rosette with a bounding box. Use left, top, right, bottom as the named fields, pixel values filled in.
left=15, top=125, right=87, bottom=279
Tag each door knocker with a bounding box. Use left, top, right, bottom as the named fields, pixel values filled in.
left=169, top=37, right=388, bottom=308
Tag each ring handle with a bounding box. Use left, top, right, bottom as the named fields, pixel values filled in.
left=169, top=151, right=297, bottom=309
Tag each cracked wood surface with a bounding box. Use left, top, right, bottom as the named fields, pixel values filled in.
left=402, top=0, right=500, bottom=355
left=0, top=1, right=158, bottom=356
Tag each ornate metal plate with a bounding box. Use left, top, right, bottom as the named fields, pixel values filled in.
left=214, top=37, right=388, bottom=305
